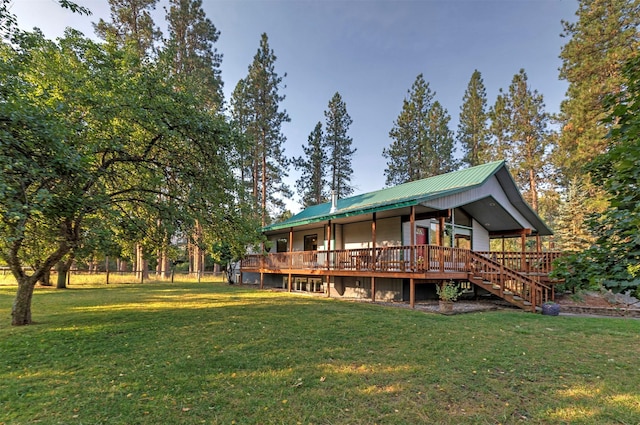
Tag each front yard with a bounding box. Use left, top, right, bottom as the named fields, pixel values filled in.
left=1, top=281, right=638, bottom=424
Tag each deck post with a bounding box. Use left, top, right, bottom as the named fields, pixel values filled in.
left=260, top=272, right=264, bottom=289
left=371, top=213, right=377, bottom=271
left=410, top=278, right=415, bottom=309
left=326, top=276, right=331, bottom=297
left=327, top=220, right=332, bottom=270
left=288, top=272, right=292, bottom=292
left=289, top=227, right=293, bottom=270
left=410, top=206, right=415, bottom=271
left=371, top=276, right=376, bottom=302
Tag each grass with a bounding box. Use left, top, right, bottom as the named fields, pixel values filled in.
left=0, top=281, right=639, bottom=424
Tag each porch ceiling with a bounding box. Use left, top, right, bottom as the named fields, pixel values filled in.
left=461, top=196, right=521, bottom=233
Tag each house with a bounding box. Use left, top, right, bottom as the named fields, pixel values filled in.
left=240, top=161, right=561, bottom=311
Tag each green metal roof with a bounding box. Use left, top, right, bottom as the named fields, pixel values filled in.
left=264, top=161, right=507, bottom=232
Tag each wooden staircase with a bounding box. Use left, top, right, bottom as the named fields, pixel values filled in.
left=467, top=251, right=553, bottom=312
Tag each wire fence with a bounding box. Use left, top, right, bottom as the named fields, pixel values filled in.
left=0, top=267, right=228, bottom=286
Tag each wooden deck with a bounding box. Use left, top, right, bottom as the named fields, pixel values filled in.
left=241, top=245, right=559, bottom=278
left=240, top=246, right=563, bottom=312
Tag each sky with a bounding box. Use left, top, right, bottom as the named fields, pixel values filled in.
left=9, top=0, right=578, bottom=214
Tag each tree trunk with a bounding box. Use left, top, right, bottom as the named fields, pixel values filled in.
left=12, top=277, right=37, bottom=326
left=40, top=268, right=52, bottom=286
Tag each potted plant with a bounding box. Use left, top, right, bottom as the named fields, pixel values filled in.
left=541, top=301, right=561, bottom=316
left=437, top=281, right=460, bottom=314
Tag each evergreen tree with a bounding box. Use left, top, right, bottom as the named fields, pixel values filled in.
left=425, top=101, right=457, bottom=175
left=557, top=0, right=640, bottom=184
left=487, top=89, right=511, bottom=163
left=457, top=70, right=489, bottom=167
left=232, top=33, right=291, bottom=226
left=294, top=122, right=327, bottom=207
left=384, top=74, right=434, bottom=185
left=324, top=92, right=356, bottom=198
left=163, top=0, right=223, bottom=110
left=554, top=178, right=595, bottom=252
left=383, top=97, right=419, bottom=186
left=384, top=74, right=456, bottom=185
left=555, top=56, right=640, bottom=294
left=488, top=69, right=552, bottom=212
left=93, top=0, right=161, bottom=58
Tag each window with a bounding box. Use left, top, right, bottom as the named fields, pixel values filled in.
left=304, top=234, right=318, bottom=251
left=276, top=238, right=288, bottom=253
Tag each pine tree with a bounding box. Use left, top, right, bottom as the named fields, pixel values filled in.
left=487, top=89, right=511, bottom=163
left=325, top=92, right=356, bottom=198
left=384, top=74, right=434, bottom=185
left=425, top=101, right=457, bottom=175
left=294, top=122, right=327, bottom=207
left=93, top=0, right=161, bottom=58
left=232, top=33, right=291, bottom=226
left=554, top=178, right=595, bottom=252
left=457, top=70, right=489, bottom=167
left=384, top=74, right=456, bottom=184
left=163, top=0, right=223, bottom=110
left=488, top=69, right=552, bottom=212
left=557, top=0, right=640, bottom=184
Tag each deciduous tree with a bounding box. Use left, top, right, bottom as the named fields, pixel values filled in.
left=0, top=24, right=253, bottom=325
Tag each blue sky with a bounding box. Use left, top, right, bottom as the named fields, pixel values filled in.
left=10, top=0, right=577, bottom=213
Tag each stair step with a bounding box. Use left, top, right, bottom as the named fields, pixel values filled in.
left=513, top=296, right=523, bottom=301
left=523, top=301, right=532, bottom=306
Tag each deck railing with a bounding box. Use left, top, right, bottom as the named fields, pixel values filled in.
left=241, top=245, right=480, bottom=274
left=474, top=251, right=562, bottom=275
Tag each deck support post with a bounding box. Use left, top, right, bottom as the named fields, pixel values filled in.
left=409, top=278, right=415, bottom=308
left=371, top=276, right=376, bottom=302
left=260, top=272, right=264, bottom=289
left=371, top=213, right=377, bottom=271
left=288, top=272, right=292, bottom=292
left=326, top=276, right=331, bottom=297
left=327, top=221, right=332, bottom=270
left=410, top=206, right=415, bottom=271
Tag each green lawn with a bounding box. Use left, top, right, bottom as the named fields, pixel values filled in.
left=1, top=282, right=639, bottom=424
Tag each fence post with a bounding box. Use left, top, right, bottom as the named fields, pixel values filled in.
left=197, top=270, right=201, bottom=283
left=171, top=269, right=175, bottom=283
left=106, top=270, right=110, bottom=285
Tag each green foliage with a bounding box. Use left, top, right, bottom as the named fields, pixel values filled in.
left=457, top=69, right=490, bottom=167
left=436, top=281, right=460, bottom=302
left=557, top=0, right=640, bottom=184
left=488, top=69, right=552, bottom=212
left=550, top=252, right=602, bottom=293
left=163, top=0, right=223, bottom=110
left=384, top=74, right=457, bottom=186
left=231, top=33, right=291, bottom=225
left=559, top=55, right=640, bottom=294
left=294, top=121, right=328, bottom=206
left=0, top=18, right=256, bottom=323
left=325, top=92, right=356, bottom=198
left=553, top=178, right=596, bottom=252
left=94, top=0, right=161, bottom=58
